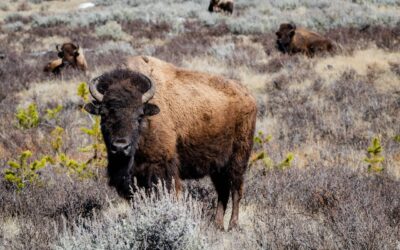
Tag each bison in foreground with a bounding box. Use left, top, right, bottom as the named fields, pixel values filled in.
left=84, top=56, right=257, bottom=230
left=276, top=23, right=335, bottom=57
left=208, top=0, right=234, bottom=14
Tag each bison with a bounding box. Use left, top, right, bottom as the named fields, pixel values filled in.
left=43, top=58, right=64, bottom=75
left=84, top=56, right=257, bottom=230
left=56, top=43, right=88, bottom=71
left=208, top=0, right=234, bottom=14
left=276, top=23, right=335, bottom=57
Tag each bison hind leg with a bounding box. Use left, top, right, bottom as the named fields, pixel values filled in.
left=211, top=172, right=231, bottom=230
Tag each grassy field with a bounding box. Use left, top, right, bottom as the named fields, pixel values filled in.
left=0, top=0, right=399, bottom=249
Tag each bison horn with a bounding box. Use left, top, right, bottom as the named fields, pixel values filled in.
left=75, top=44, right=80, bottom=52
left=56, top=44, right=61, bottom=52
left=141, top=75, right=156, bottom=103
left=89, top=77, right=104, bottom=102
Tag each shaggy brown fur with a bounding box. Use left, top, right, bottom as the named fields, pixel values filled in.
left=208, top=0, right=234, bottom=14
left=56, top=43, right=88, bottom=71
left=84, top=56, right=257, bottom=230
left=276, top=23, right=335, bottom=57
left=43, top=58, right=63, bottom=75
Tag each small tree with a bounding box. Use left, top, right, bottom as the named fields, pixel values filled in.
left=251, top=130, right=294, bottom=170
left=365, top=137, right=384, bottom=173
left=16, top=103, right=40, bottom=129
left=4, top=150, right=50, bottom=190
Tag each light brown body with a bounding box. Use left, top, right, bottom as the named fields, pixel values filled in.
left=125, top=56, right=257, bottom=229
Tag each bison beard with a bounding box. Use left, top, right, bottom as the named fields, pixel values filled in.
left=107, top=153, right=135, bottom=198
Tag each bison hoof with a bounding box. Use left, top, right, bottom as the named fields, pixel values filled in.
left=215, top=220, right=225, bottom=231
left=228, top=219, right=238, bottom=231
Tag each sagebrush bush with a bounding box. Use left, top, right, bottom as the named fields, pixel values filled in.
left=57, top=186, right=208, bottom=250
left=95, top=21, right=129, bottom=41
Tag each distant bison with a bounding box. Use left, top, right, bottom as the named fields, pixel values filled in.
left=44, top=43, right=88, bottom=75
left=276, top=23, right=335, bottom=57
left=56, top=43, right=88, bottom=71
left=43, top=58, right=63, bottom=75
left=84, top=56, right=257, bottom=230
left=208, top=0, right=234, bottom=14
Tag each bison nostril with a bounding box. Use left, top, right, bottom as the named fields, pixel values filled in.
left=111, top=138, right=131, bottom=153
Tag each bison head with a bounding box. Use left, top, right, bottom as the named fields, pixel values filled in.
left=84, top=69, right=160, bottom=197
left=276, top=23, right=296, bottom=53
left=56, top=42, right=88, bottom=71
left=57, top=43, right=79, bottom=65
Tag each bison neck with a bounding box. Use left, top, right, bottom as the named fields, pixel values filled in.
left=107, top=153, right=135, bottom=199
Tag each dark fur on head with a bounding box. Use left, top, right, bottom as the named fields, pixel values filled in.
left=85, top=69, right=159, bottom=198
left=275, top=23, right=297, bottom=53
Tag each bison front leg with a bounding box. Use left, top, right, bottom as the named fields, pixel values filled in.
left=211, top=173, right=231, bottom=230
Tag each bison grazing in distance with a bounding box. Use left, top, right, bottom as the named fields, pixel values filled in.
left=276, top=23, right=335, bottom=57
left=84, top=56, right=257, bottom=230
left=208, top=0, right=234, bottom=14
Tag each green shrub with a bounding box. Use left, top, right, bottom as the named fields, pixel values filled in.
left=277, top=153, right=294, bottom=170
left=59, top=153, right=93, bottom=179
left=16, top=103, right=40, bottom=129
left=80, top=117, right=107, bottom=167
left=77, top=82, right=89, bottom=102
left=4, top=150, right=50, bottom=190
left=251, top=131, right=294, bottom=170
left=50, top=126, right=64, bottom=153
left=45, top=105, right=63, bottom=122
left=364, top=137, right=384, bottom=173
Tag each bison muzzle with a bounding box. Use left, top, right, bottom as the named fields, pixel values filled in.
left=84, top=56, right=257, bottom=230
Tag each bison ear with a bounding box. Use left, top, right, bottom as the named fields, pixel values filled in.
left=57, top=52, right=63, bottom=58
left=74, top=51, right=80, bottom=57
left=84, top=103, right=100, bottom=115
left=289, top=30, right=295, bottom=38
left=143, top=103, right=160, bottom=116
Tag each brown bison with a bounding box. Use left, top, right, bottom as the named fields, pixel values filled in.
left=276, top=23, right=335, bottom=57
left=43, top=58, right=64, bottom=75
left=84, top=56, right=257, bottom=230
left=56, top=43, right=88, bottom=71
left=208, top=0, right=234, bottom=14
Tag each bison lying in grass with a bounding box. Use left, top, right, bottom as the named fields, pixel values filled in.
left=276, top=23, right=335, bottom=57
left=44, top=43, right=88, bottom=74
left=84, top=56, right=257, bottom=230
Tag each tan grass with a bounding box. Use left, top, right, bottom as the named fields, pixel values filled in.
left=315, top=47, right=400, bottom=83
